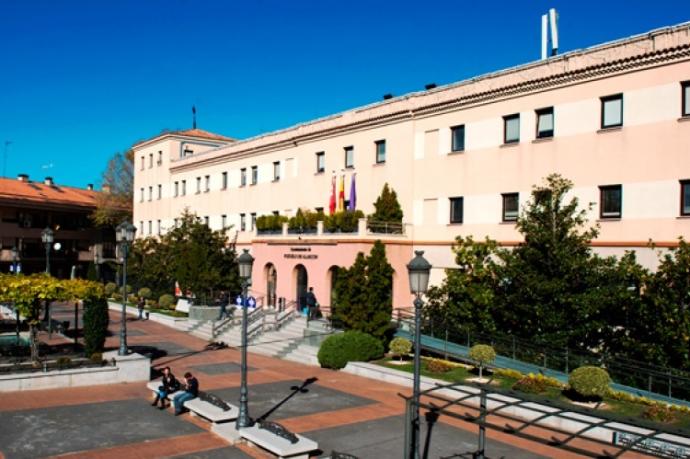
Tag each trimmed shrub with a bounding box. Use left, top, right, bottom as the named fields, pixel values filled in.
left=512, top=375, right=548, bottom=394
left=643, top=403, right=676, bottom=423
left=568, top=366, right=610, bottom=399
left=83, top=297, right=109, bottom=356
left=56, top=357, right=72, bottom=368
left=495, top=368, right=524, bottom=380
left=468, top=344, right=496, bottom=379
left=159, top=294, right=175, bottom=310
left=104, top=282, right=117, bottom=297
left=318, top=331, right=384, bottom=370
left=111, top=292, right=122, bottom=301
left=389, top=337, right=412, bottom=361
left=90, top=352, right=103, bottom=364
left=426, top=358, right=454, bottom=374
left=137, top=287, right=152, bottom=299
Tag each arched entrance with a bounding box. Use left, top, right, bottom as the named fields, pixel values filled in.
left=264, top=263, right=277, bottom=307
left=294, top=264, right=308, bottom=312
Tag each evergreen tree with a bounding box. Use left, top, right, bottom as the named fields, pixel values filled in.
left=369, top=183, right=403, bottom=224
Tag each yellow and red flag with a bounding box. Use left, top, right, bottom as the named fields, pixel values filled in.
left=338, top=174, right=345, bottom=211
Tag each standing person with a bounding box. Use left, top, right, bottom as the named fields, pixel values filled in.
left=137, top=296, right=145, bottom=320
left=152, top=367, right=180, bottom=409
left=173, top=372, right=199, bottom=415
left=305, top=287, right=318, bottom=320
left=217, top=291, right=230, bottom=320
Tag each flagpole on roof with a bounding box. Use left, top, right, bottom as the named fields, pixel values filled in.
left=192, top=105, right=197, bottom=129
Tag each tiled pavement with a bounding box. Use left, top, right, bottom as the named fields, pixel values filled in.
left=0, top=312, right=648, bottom=459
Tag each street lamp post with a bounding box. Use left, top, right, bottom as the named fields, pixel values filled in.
left=41, top=227, right=54, bottom=274
left=236, top=249, right=255, bottom=429
left=11, top=246, right=20, bottom=342
left=116, top=221, right=136, bottom=356
left=406, top=250, right=431, bottom=459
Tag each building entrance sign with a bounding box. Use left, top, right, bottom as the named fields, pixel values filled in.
left=284, top=246, right=317, bottom=260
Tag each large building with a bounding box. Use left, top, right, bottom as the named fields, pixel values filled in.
left=133, top=23, right=690, bottom=310
left=0, top=175, right=115, bottom=278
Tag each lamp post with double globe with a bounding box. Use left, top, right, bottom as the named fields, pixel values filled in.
left=116, top=221, right=136, bottom=356
left=236, top=249, right=255, bottom=429
left=406, top=250, right=431, bottom=459
left=41, top=227, right=54, bottom=274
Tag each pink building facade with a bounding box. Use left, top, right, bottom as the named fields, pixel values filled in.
left=133, top=23, right=690, bottom=310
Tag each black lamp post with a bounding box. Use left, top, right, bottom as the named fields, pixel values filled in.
left=236, top=248, right=255, bottom=429
left=41, top=227, right=54, bottom=274
left=116, top=221, right=136, bottom=356
left=406, top=250, right=431, bottom=459
left=11, top=246, right=19, bottom=276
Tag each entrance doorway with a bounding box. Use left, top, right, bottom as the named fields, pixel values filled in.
left=294, top=264, right=308, bottom=311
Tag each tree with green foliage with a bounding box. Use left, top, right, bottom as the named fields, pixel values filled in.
left=91, top=149, right=133, bottom=227
left=368, top=183, right=403, bottom=224
left=64, top=279, right=108, bottom=357
left=425, top=236, right=500, bottom=337
left=333, top=241, right=394, bottom=339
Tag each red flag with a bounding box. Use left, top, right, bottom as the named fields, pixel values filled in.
left=329, top=174, right=336, bottom=215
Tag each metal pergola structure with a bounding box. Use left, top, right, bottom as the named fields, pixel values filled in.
left=401, top=381, right=690, bottom=459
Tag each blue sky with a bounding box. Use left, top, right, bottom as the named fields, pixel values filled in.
left=0, top=1, right=687, bottom=188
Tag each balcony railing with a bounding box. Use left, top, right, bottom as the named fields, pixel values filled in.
left=253, top=217, right=408, bottom=239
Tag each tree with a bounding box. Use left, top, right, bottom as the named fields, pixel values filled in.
left=369, top=183, right=403, bottom=224
left=333, top=241, right=394, bottom=339
left=91, top=149, right=133, bottom=227
left=64, top=279, right=108, bottom=357
left=425, top=236, right=500, bottom=338
left=494, top=174, right=604, bottom=349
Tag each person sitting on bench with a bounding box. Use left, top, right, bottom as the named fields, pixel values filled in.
left=173, top=371, right=199, bottom=415
left=152, top=366, right=180, bottom=409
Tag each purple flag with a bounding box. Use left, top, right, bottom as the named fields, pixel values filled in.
left=348, top=173, right=356, bottom=211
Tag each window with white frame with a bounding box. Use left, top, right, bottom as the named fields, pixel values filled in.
left=205, top=175, right=210, bottom=192
left=250, top=212, right=256, bottom=230
left=196, top=177, right=201, bottom=194
left=251, top=166, right=258, bottom=185
left=174, top=181, right=179, bottom=197
left=240, top=213, right=246, bottom=231
left=240, top=168, right=247, bottom=187
left=181, top=180, right=186, bottom=195
left=157, top=184, right=162, bottom=200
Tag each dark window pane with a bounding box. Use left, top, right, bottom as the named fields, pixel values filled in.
left=502, top=193, right=519, bottom=221
left=683, top=83, right=690, bottom=116
left=536, top=108, right=554, bottom=138
left=600, top=186, right=622, bottom=218
left=376, top=141, right=386, bottom=163
left=451, top=125, right=465, bottom=151
left=450, top=197, right=463, bottom=223
left=504, top=115, right=520, bottom=143
left=682, top=182, right=690, bottom=216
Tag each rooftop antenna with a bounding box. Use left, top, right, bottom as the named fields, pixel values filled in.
left=541, top=8, right=559, bottom=59
left=192, top=105, right=197, bottom=129
left=3, top=141, right=12, bottom=178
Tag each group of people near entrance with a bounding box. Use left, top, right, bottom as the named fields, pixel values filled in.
left=151, top=367, right=199, bottom=416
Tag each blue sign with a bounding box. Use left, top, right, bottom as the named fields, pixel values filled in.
left=236, top=295, right=257, bottom=308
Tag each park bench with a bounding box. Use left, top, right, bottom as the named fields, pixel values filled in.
left=146, top=380, right=185, bottom=406
left=184, top=392, right=239, bottom=423
left=239, top=421, right=318, bottom=459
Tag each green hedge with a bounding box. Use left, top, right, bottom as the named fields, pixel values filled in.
left=317, top=331, right=384, bottom=369
left=83, top=297, right=109, bottom=356
left=159, top=294, right=175, bottom=310
left=569, top=366, right=610, bottom=399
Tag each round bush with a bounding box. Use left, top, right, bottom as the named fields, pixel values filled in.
left=159, top=294, right=175, bottom=310
left=104, top=282, right=117, bottom=297
left=425, top=358, right=453, bottom=374
left=389, top=337, right=412, bottom=361
left=318, top=331, right=384, bottom=370
left=568, top=366, right=610, bottom=399
left=469, top=344, right=496, bottom=366
left=137, top=287, right=152, bottom=299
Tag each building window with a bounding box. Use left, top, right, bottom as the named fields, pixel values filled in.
left=503, top=114, right=520, bottom=144
left=601, top=94, right=623, bottom=128
left=140, top=156, right=145, bottom=170
left=157, top=184, right=162, bottom=200
left=157, top=151, right=162, bottom=165
left=183, top=148, right=193, bottom=157
left=250, top=212, right=256, bottom=231
left=148, top=221, right=152, bottom=235
left=251, top=166, right=258, bottom=185
left=345, top=146, right=354, bottom=169
left=682, top=81, right=690, bottom=117
left=451, top=125, right=465, bottom=152
left=449, top=197, right=464, bottom=223
left=240, top=168, right=247, bottom=187
left=174, top=181, right=179, bottom=197
left=681, top=180, right=690, bottom=216
left=315, top=207, right=324, bottom=214
left=149, top=153, right=153, bottom=168
left=205, top=175, right=210, bottom=192
left=140, top=187, right=144, bottom=202
left=599, top=185, right=622, bottom=219
left=273, top=161, right=280, bottom=181
left=536, top=107, right=554, bottom=138
left=196, top=177, right=201, bottom=194
left=140, top=221, right=143, bottom=234
left=375, top=140, right=386, bottom=164
left=222, top=172, right=228, bottom=189
left=181, top=180, right=186, bottom=196
left=502, top=193, right=519, bottom=222
left=221, top=214, right=227, bottom=228
left=316, top=152, right=325, bottom=173
left=204, top=216, right=209, bottom=226
left=157, top=220, right=161, bottom=235
left=240, top=214, right=246, bottom=231
left=273, top=210, right=280, bottom=216
left=148, top=186, right=152, bottom=201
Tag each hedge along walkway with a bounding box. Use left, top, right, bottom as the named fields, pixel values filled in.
left=396, top=328, right=690, bottom=408
left=0, top=309, right=621, bottom=459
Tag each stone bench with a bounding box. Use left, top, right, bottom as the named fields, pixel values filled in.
left=146, top=380, right=184, bottom=404
left=184, top=394, right=239, bottom=423
left=239, top=423, right=319, bottom=459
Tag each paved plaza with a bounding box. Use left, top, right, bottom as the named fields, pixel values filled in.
left=0, top=312, right=596, bottom=458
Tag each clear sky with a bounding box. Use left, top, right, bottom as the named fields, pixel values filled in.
left=0, top=0, right=687, bottom=188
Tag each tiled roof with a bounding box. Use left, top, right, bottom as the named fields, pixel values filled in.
left=133, top=128, right=234, bottom=148
left=0, top=178, right=99, bottom=209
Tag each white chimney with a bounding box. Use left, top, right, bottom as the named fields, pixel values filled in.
left=17, top=173, right=29, bottom=182
left=86, top=183, right=94, bottom=191
left=44, top=177, right=54, bottom=186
